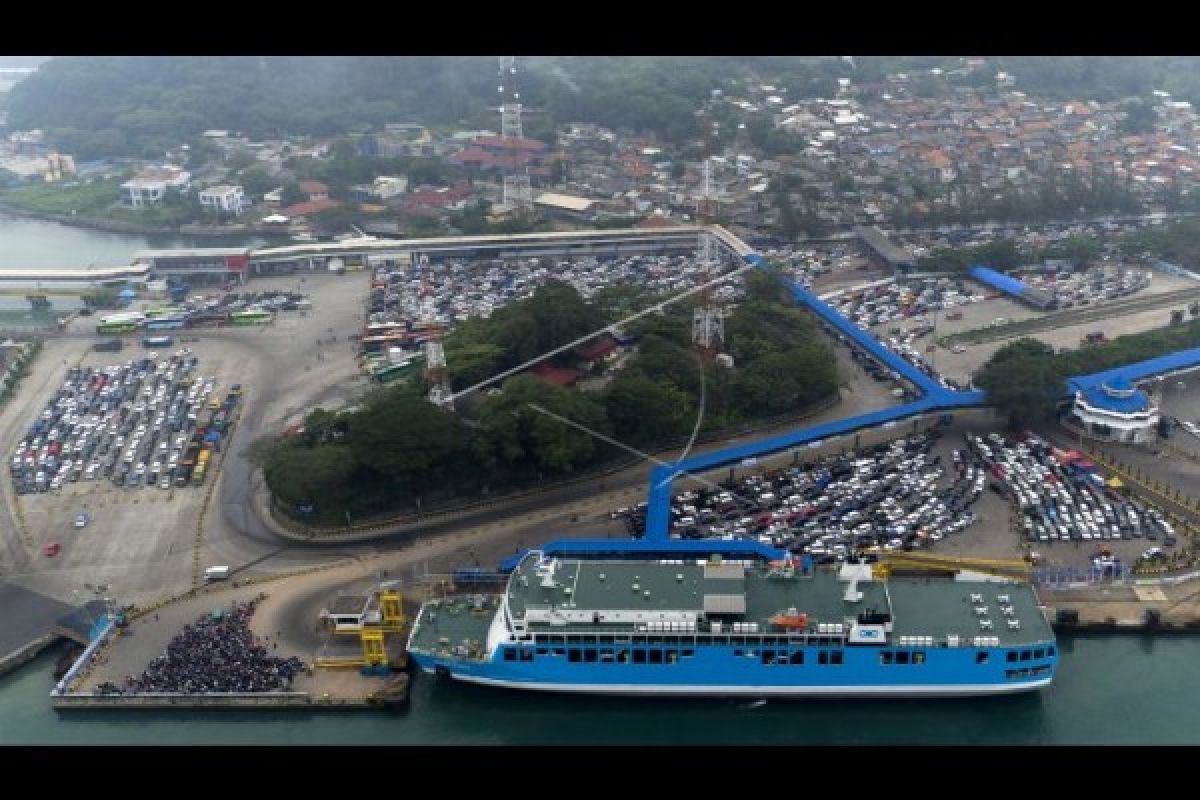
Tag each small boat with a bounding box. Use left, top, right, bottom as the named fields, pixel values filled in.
left=290, top=231, right=317, bottom=243
left=739, top=698, right=768, bottom=710
left=769, top=608, right=808, bottom=631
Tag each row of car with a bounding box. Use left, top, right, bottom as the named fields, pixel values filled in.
left=615, top=430, right=986, bottom=562
left=367, top=253, right=745, bottom=328
left=968, top=431, right=1178, bottom=546
left=10, top=352, right=217, bottom=494
left=1019, top=265, right=1151, bottom=309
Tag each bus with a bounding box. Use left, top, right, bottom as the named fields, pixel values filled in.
left=373, top=361, right=421, bottom=384
left=144, top=317, right=187, bottom=331
left=99, top=312, right=145, bottom=326
left=144, top=305, right=185, bottom=319
left=96, top=321, right=139, bottom=334
left=230, top=309, right=274, bottom=326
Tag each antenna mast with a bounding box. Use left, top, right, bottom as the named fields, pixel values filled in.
left=498, top=56, right=534, bottom=213
left=693, top=105, right=724, bottom=350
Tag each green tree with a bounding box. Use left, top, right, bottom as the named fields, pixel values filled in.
left=975, top=338, right=1065, bottom=429
left=238, top=165, right=276, bottom=199
left=280, top=182, right=307, bottom=207
left=604, top=371, right=695, bottom=446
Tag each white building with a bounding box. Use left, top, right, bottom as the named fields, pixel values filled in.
left=120, top=166, right=191, bottom=208
left=372, top=175, right=408, bottom=200
left=1066, top=376, right=1159, bottom=444
left=198, top=184, right=248, bottom=215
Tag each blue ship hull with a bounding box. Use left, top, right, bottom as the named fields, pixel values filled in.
left=410, top=643, right=1057, bottom=697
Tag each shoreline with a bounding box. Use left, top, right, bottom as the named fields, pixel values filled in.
left=0, top=202, right=265, bottom=238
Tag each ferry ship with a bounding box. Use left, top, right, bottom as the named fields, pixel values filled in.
left=407, top=552, right=1059, bottom=697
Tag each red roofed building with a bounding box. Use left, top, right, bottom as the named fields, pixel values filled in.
left=531, top=362, right=580, bottom=387
left=299, top=181, right=329, bottom=201
left=401, top=181, right=473, bottom=212
left=283, top=197, right=341, bottom=217
left=474, top=135, right=549, bottom=154
left=636, top=214, right=677, bottom=229
left=575, top=334, right=617, bottom=363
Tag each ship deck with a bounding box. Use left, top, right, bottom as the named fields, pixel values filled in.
left=409, top=558, right=1055, bottom=654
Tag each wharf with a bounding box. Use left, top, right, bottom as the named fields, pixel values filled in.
left=1045, top=575, right=1200, bottom=634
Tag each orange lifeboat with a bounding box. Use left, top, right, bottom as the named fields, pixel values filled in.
left=769, top=610, right=808, bottom=631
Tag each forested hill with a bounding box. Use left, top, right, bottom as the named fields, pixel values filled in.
left=3, top=56, right=850, bottom=158
left=12, top=56, right=1200, bottom=161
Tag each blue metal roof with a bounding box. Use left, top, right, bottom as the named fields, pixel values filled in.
left=968, top=265, right=1027, bottom=298
left=1066, top=346, right=1200, bottom=397
left=1077, top=384, right=1150, bottom=414
left=779, top=273, right=945, bottom=398
left=498, top=538, right=787, bottom=571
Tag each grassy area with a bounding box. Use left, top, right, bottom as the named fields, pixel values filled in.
left=0, top=177, right=123, bottom=215
left=105, top=204, right=192, bottom=227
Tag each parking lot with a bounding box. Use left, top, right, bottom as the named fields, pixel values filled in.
left=10, top=351, right=236, bottom=496
left=367, top=252, right=746, bottom=329
left=968, top=430, right=1179, bottom=573
left=0, top=270, right=375, bottom=606
left=932, top=270, right=1200, bottom=384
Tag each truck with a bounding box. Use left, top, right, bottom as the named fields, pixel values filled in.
left=142, top=336, right=174, bottom=348
left=1081, top=331, right=1108, bottom=346
left=203, top=566, right=231, bottom=582
left=93, top=339, right=124, bottom=353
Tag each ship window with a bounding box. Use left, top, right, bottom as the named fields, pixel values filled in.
left=1047, top=646, right=1056, bottom=657
left=1020, top=650, right=1032, bottom=662
left=976, top=651, right=989, bottom=665
left=503, top=648, right=517, bottom=662
left=616, top=649, right=630, bottom=664
left=818, top=651, right=829, bottom=665
left=666, top=650, right=678, bottom=664
left=682, top=649, right=695, bottom=658
left=789, top=651, right=804, bottom=665
left=731, top=637, right=745, bottom=646
left=553, top=648, right=565, bottom=656
left=584, top=649, right=598, bottom=663
left=913, top=651, right=925, bottom=665
left=599, top=649, right=614, bottom=663
left=633, top=635, right=647, bottom=644
left=582, top=635, right=597, bottom=644
left=1034, top=648, right=1045, bottom=660
left=761, top=651, right=776, bottom=666
left=1007, top=651, right=1019, bottom=663
left=550, top=635, right=565, bottom=645
left=633, top=649, right=646, bottom=664
left=649, top=649, right=664, bottom=664
left=830, top=650, right=844, bottom=666
left=534, top=635, right=547, bottom=644
left=599, top=635, right=615, bottom=644
left=536, top=648, right=549, bottom=656
left=762, top=636, right=778, bottom=645
left=895, top=651, right=910, bottom=665
left=713, top=637, right=729, bottom=646
left=568, top=649, right=582, bottom=663
left=881, top=651, right=894, bottom=665
left=520, top=649, right=534, bottom=662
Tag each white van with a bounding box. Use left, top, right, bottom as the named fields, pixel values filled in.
left=204, top=566, right=231, bottom=582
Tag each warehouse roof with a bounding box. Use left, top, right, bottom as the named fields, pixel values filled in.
left=534, top=192, right=594, bottom=213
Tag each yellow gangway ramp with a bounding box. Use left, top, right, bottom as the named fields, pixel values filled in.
left=380, top=590, right=405, bottom=632
left=361, top=629, right=387, bottom=668
left=876, top=551, right=1032, bottom=580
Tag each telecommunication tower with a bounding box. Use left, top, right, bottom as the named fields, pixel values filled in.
left=692, top=107, right=725, bottom=350
left=425, top=339, right=454, bottom=410
left=497, top=56, right=533, bottom=212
